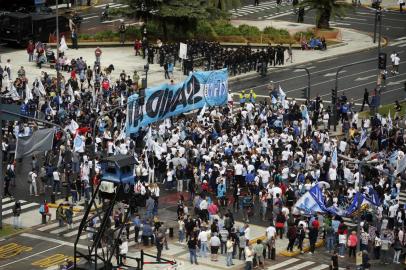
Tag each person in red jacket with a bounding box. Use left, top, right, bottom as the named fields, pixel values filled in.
left=134, top=39, right=141, bottom=56
left=27, top=40, right=35, bottom=62
left=311, top=216, right=320, bottom=230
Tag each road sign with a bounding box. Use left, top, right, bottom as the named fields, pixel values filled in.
left=0, top=104, right=22, bottom=121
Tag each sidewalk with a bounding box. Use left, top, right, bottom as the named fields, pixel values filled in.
left=360, top=0, right=402, bottom=9
left=1, top=20, right=378, bottom=92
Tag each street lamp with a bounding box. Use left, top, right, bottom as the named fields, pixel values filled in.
left=143, top=63, right=149, bottom=88
left=56, top=0, right=60, bottom=93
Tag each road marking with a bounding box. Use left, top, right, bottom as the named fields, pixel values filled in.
left=0, top=245, right=63, bottom=268
left=2, top=198, right=13, bottom=204
left=321, top=73, right=406, bottom=99
left=391, top=40, right=406, bottom=46
left=268, top=258, right=300, bottom=270
left=32, top=254, right=78, bottom=268
left=317, top=57, right=338, bottom=63
left=38, top=215, right=83, bottom=231
left=0, top=243, right=32, bottom=259
left=2, top=202, right=38, bottom=216
left=343, top=16, right=367, bottom=21
left=285, top=261, right=315, bottom=270
left=397, top=43, right=406, bottom=48
left=236, top=57, right=378, bottom=91
left=395, top=37, right=406, bottom=41
left=21, top=233, right=88, bottom=250
left=354, top=74, right=377, bottom=81
left=101, top=19, right=124, bottom=24
left=83, top=15, right=99, bottom=20
left=330, top=22, right=351, bottom=26
left=324, top=71, right=346, bottom=77
left=307, top=265, right=329, bottom=270
left=387, top=81, right=403, bottom=86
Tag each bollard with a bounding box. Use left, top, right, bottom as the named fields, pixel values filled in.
left=51, top=192, right=56, bottom=204
left=41, top=214, right=47, bottom=224
left=84, top=199, right=89, bottom=210
left=169, top=227, right=174, bottom=238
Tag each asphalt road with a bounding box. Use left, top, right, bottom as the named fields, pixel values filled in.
left=229, top=6, right=406, bottom=107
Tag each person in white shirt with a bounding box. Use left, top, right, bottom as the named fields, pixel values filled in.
left=198, top=229, right=209, bottom=257
left=266, top=224, right=276, bottom=240
left=52, top=169, right=61, bottom=194
left=28, top=170, right=38, bottom=196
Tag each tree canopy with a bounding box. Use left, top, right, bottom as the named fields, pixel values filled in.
left=300, top=0, right=351, bottom=29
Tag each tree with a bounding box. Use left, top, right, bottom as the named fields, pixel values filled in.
left=300, top=0, right=351, bottom=29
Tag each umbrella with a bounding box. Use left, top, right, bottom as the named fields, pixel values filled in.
left=317, top=181, right=330, bottom=189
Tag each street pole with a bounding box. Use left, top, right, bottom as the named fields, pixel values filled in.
left=377, top=9, right=382, bottom=54
left=356, top=161, right=364, bottom=255
left=56, top=0, right=60, bottom=93
left=373, top=11, right=378, bottom=43
left=333, top=58, right=377, bottom=131
left=0, top=119, right=3, bottom=230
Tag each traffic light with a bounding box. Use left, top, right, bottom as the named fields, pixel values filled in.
left=301, top=88, right=308, bottom=99
left=331, top=88, right=337, bottom=105
left=378, top=52, right=387, bottom=70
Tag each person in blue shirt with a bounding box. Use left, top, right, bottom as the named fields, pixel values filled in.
left=217, top=180, right=226, bottom=207
left=224, top=146, right=233, bottom=157
left=245, top=170, right=255, bottom=184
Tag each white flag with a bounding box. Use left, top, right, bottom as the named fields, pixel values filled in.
left=395, top=155, right=406, bottom=176
left=25, top=84, right=33, bottom=102
left=67, top=119, right=79, bottom=134
left=199, top=104, right=207, bottom=118
left=59, top=36, right=68, bottom=52
left=357, top=129, right=368, bottom=150
left=279, top=85, right=287, bottom=109
left=68, top=84, right=75, bottom=104
left=9, top=81, right=20, bottom=100
left=388, top=110, right=393, bottom=130
left=37, top=78, right=46, bottom=96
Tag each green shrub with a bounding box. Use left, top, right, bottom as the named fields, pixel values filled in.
left=238, top=24, right=261, bottom=36
left=216, top=35, right=247, bottom=43
left=294, top=30, right=314, bottom=41
left=196, top=20, right=217, bottom=40
left=126, top=26, right=141, bottom=39
left=262, top=26, right=291, bottom=40
left=78, top=33, right=92, bottom=40
left=211, top=20, right=241, bottom=36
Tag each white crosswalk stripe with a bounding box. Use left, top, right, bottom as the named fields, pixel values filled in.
left=94, top=2, right=128, bottom=9
left=1, top=198, right=40, bottom=218
left=268, top=258, right=300, bottom=270
left=266, top=258, right=346, bottom=270
left=231, top=2, right=293, bottom=17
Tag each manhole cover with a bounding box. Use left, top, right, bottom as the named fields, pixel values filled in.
left=287, top=24, right=299, bottom=27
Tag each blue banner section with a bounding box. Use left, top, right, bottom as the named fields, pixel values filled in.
left=126, top=69, right=228, bottom=135
left=295, top=185, right=381, bottom=217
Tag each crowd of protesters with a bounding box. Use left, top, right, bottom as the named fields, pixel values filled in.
left=0, top=36, right=405, bottom=269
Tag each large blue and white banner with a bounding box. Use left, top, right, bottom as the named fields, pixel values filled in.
left=126, top=69, right=228, bottom=135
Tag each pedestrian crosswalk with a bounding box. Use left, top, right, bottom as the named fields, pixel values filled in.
left=1, top=197, right=39, bottom=219
left=267, top=258, right=346, bottom=270
left=230, top=1, right=294, bottom=19
left=37, top=212, right=143, bottom=245
left=94, top=2, right=129, bottom=9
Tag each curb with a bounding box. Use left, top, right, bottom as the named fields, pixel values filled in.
left=279, top=239, right=325, bottom=257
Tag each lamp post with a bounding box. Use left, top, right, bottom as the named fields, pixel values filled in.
left=143, top=63, right=149, bottom=88
left=56, top=0, right=60, bottom=93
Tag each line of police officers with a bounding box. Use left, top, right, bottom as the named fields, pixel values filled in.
left=143, top=40, right=287, bottom=76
